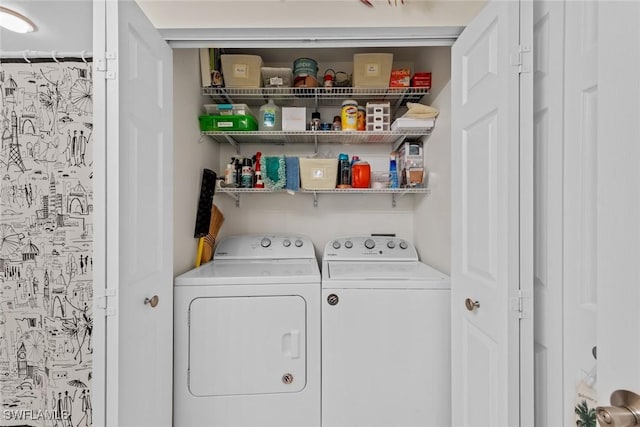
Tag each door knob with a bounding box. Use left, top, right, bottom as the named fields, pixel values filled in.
left=596, top=390, right=640, bottom=426
left=465, top=298, right=480, bottom=311
left=144, top=295, right=159, bottom=308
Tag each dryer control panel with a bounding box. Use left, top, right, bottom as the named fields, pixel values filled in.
left=324, top=236, right=418, bottom=261
left=214, top=234, right=315, bottom=260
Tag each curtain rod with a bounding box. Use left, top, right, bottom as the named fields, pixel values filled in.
left=0, top=50, right=92, bottom=62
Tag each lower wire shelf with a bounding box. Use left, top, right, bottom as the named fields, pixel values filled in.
left=216, top=186, right=430, bottom=208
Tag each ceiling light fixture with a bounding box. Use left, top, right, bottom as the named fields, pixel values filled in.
left=0, top=6, right=36, bottom=33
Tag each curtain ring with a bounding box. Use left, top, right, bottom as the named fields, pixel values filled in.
left=80, top=50, right=88, bottom=65
left=52, top=50, right=60, bottom=64
left=23, top=50, right=31, bottom=64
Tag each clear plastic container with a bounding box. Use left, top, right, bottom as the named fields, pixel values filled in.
left=259, top=99, right=282, bottom=131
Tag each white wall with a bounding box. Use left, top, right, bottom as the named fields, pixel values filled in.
left=173, top=49, right=220, bottom=275
left=137, top=0, right=485, bottom=30
left=412, top=47, right=451, bottom=274
left=0, top=1, right=92, bottom=52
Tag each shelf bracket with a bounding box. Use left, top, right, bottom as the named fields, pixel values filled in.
left=221, top=191, right=240, bottom=207
left=313, top=191, right=318, bottom=208
left=392, top=193, right=397, bottom=208
left=222, top=134, right=240, bottom=154
left=314, top=134, right=318, bottom=154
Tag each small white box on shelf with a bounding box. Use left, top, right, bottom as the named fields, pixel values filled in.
left=366, top=102, right=391, bottom=131
left=282, top=107, right=307, bottom=131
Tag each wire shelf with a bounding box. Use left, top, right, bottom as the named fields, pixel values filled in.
left=202, top=86, right=430, bottom=107
left=202, top=130, right=429, bottom=145
left=215, top=185, right=430, bottom=208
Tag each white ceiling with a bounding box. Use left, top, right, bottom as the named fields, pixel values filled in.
left=136, top=0, right=486, bottom=30
left=0, top=0, right=484, bottom=54
left=0, top=1, right=92, bottom=53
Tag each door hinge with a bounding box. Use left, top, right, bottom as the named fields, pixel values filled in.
left=510, top=290, right=531, bottom=319
left=95, top=51, right=117, bottom=80
left=96, top=288, right=117, bottom=317
left=509, top=45, right=531, bottom=74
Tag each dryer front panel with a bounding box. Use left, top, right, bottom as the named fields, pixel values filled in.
left=188, top=295, right=307, bottom=397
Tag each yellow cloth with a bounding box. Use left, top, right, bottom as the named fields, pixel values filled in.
left=402, top=102, right=439, bottom=119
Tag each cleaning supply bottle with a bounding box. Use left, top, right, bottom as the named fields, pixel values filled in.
left=254, top=152, right=264, bottom=188
left=389, top=152, right=399, bottom=188
left=337, top=153, right=351, bottom=188
left=225, top=158, right=236, bottom=186
left=259, top=99, right=282, bottom=131
left=241, top=158, right=253, bottom=188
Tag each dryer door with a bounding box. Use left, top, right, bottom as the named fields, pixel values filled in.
left=189, top=295, right=306, bottom=396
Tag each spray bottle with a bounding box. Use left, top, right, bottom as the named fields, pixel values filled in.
left=254, top=152, right=264, bottom=188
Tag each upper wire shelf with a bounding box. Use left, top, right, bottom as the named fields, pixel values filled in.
left=202, top=86, right=430, bottom=107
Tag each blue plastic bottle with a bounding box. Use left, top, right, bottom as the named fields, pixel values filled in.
left=389, top=152, right=399, bottom=188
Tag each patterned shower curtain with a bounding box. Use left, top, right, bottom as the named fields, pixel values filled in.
left=0, top=59, right=93, bottom=427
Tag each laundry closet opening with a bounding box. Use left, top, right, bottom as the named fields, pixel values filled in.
left=172, top=43, right=453, bottom=276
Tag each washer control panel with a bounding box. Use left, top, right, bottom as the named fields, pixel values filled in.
left=214, top=234, right=315, bottom=260
left=324, top=236, right=418, bottom=261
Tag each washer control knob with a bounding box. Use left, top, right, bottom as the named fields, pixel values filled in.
left=387, top=240, right=396, bottom=249
left=332, top=241, right=341, bottom=249
left=283, top=239, right=291, bottom=247
left=399, top=241, right=408, bottom=250
left=260, top=238, right=271, bottom=248
left=364, top=239, right=376, bottom=250
left=294, top=239, right=303, bottom=247
left=344, top=240, right=353, bottom=249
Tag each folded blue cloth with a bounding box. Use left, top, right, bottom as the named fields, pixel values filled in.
left=285, top=157, right=300, bottom=191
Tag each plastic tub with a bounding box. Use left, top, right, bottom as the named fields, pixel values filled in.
left=353, top=53, right=394, bottom=88
left=199, top=114, right=258, bottom=132
left=204, top=104, right=255, bottom=117
left=221, top=54, right=263, bottom=88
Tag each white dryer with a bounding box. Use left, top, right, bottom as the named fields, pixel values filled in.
left=321, top=236, right=451, bottom=427
left=174, top=234, right=320, bottom=427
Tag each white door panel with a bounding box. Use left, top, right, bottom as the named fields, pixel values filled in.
left=597, top=0, right=640, bottom=402
left=563, top=2, right=599, bottom=424
left=452, top=1, right=532, bottom=426
left=101, top=1, right=173, bottom=426
left=532, top=0, right=565, bottom=425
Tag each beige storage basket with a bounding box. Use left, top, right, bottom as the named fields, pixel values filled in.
left=353, top=53, right=393, bottom=88
left=299, top=158, right=338, bottom=190
left=221, top=54, right=264, bottom=88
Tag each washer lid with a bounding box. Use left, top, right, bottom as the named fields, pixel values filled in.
left=175, top=258, right=320, bottom=286
left=323, top=261, right=450, bottom=289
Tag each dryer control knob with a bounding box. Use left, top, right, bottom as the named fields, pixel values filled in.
left=364, top=239, right=376, bottom=250
left=260, top=238, right=271, bottom=248
left=387, top=240, right=396, bottom=249
left=332, top=241, right=341, bottom=249
left=345, top=240, right=353, bottom=249
left=399, top=241, right=408, bottom=250
left=283, top=239, right=291, bottom=247
left=294, top=239, right=303, bottom=247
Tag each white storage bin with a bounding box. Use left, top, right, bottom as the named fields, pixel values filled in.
left=221, top=54, right=264, bottom=88
left=353, top=53, right=393, bottom=88
left=299, top=158, right=338, bottom=190
left=282, top=107, right=307, bottom=131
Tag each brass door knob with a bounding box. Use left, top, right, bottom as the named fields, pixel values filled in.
left=597, top=390, right=640, bottom=426
left=465, top=298, right=480, bottom=311
left=144, top=295, right=159, bottom=308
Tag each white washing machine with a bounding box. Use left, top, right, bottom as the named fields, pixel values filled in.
left=321, top=236, right=451, bottom=427
left=174, top=234, right=321, bottom=427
